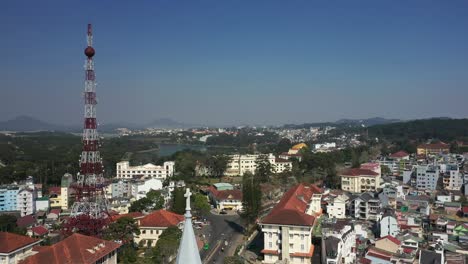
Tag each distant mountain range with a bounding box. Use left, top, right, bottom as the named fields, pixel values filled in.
left=283, top=117, right=401, bottom=129
left=0, top=116, right=199, bottom=132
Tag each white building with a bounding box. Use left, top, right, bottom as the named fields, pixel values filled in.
left=321, top=219, right=356, bottom=264
left=131, top=178, right=163, bottom=200
left=380, top=211, right=399, bottom=237
left=106, top=180, right=131, bottom=199
left=260, top=184, right=322, bottom=264
left=441, top=164, right=463, bottom=191
left=326, top=194, right=349, bottom=219
left=415, top=165, right=439, bottom=190
left=225, top=154, right=292, bottom=176
left=17, top=188, right=36, bottom=217
left=313, top=142, right=336, bottom=153
left=116, top=161, right=175, bottom=180
left=348, top=192, right=381, bottom=221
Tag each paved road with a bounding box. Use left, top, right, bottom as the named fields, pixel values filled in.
left=199, top=211, right=244, bottom=264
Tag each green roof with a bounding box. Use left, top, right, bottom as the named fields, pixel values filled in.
left=36, top=196, right=49, bottom=201
left=213, top=183, right=233, bottom=190
left=445, top=202, right=462, bottom=207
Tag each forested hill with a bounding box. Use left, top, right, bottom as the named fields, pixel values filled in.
left=368, top=118, right=468, bottom=142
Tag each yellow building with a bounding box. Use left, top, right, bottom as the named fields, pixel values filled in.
left=48, top=173, right=73, bottom=209
left=417, top=142, right=449, bottom=156
left=288, top=143, right=308, bottom=155
left=340, top=168, right=381, bottom=193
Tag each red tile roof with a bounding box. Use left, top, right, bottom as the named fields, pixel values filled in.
left=261, top=249, right=279, bottom=255
left=0, top=232, right=39, bottom=253
left=462, top=206, right=468, bottom=214
left=275, top=158, right=291, bottom=163
left=139, top=210, right=184, bottom=228
left=208, top=186, right=242, bottom=201
left=340, top=168, right=379, bottom=177
left=366, top=252, right=391, bottom=261
left=31, top=226, right=48, bottom=236
left=19, top=233, right=121, bottom=264
left=261, top=183, right=321, bottom=226
left=17, top=215, right=36, bottom=228
left=49, top=209, right=61, bottom=216
left=390, top=151, right=409, bottom=158
left=377, top=235, right=401, bottom=245
left=111, top=212, right=145, bottom=222
left=48, top=187, right=61, bottom=195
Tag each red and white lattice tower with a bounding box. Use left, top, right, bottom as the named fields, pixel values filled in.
left=63, top=24, right=109, bottom=237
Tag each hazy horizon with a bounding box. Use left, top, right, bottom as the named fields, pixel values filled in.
left=2, top=1, right=468, bottom=126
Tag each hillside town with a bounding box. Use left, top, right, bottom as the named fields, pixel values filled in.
left=1, top=139, right=468, bottom=263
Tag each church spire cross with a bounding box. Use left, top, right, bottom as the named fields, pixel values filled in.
left=184, top=188, right=192, bottom=216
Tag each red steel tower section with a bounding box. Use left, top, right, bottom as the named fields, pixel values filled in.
left=63, top=24, right=109, bottom=237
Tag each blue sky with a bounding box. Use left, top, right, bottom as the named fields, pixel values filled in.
left=2, top=0, right=468, bottom=126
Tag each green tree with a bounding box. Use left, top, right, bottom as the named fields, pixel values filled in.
left=151, top=226, right=182, bottom=264
left=242, top=171, right=262, bottom=224
left=171, top=188, right=186, bottom=215
left=0, top=215, right=26, bottom=235
left=192, top=193, right=210, bottom=214
left=104, top=216, right=140, bottom=244
left=118, top=244, right=138, bottom=263
left=381, top=165, right=391, bottom=176
left=206, top=155, right=230, bottom=177
left=255, top=154, right=273, bottom=183
left=275, top=138, right=291, bottom=154
left=129, top=190, right=164, bottom=212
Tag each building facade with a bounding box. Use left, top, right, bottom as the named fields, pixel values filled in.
left=0, top=232, right=41, bottom=264
left=260, top=184, right=322, bottom=264
left=225, top=154, right=292, bottom=176
left=116, top=161, right=175, bottom=180
left=321, top=219, right=356, bottom=264
left=340, top=168, right=381, bottom=193
left=415, top=165, right=439, bottom=190
left=17, top=189, right=36, bottom=217
left=0, top=186, right=19, bottom=212
left=135, top=210, right=184, bottom=246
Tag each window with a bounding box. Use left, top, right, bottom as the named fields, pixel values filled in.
left=301, top=257, right=304, bottom=263
left=301, top=244, right=305, bottom=250
left=142, top=230, right=146, bottom=234
left=289, top=234, right=293, bottom=239
left=269, top=242, right=272, bottom=248
left=301, top=234, right=304, bottom=241
left=269, top=232, right=272, bottom=238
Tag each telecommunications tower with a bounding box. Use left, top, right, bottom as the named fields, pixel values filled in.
left=63, top=24, right=109, bottom=237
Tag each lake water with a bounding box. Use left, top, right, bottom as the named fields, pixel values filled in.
left=158, top=143, right=207, bottom=157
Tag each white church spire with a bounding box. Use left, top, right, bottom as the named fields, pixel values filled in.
left=176, top=188, right=202, bottom=264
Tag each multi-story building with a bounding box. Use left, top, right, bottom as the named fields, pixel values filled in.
left=348, top=192, right=381, bottom=221
left=60, top=173, right=73, bottom=210
left=225, top=153, right=292, bottom=176
left=441, top=164, right=463, bottom=191
left=0, top=232, right=41, bottom=264
left=321, top=219, right=356, bottom=264
left=116, top=161, right=175, bottom=180
left=0, top=186, right=20, bottom=212
left=377, top=151, right=412, bottom=176
left=326, top=194, right=349, bottom=219
left=380, top=210, right=399, bottom=237
left=417, top=142, right=450, bottom=156
left=17, top=189, right=36, bottom=217
left=339, top=168, right=381, bottom=193
left=415, top=165, right=440, bottom=190
left=260, top=184, right=322, bottom=264
left=135, top=210, right=184, bottom=247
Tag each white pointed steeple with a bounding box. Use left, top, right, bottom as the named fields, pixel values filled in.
left=176, top=188, right=202, bottom=264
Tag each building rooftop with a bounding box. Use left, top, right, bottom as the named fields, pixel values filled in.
left=340, top=168, right=379, bottom=177
left=261, top=183, right=321, bottom=226
left=0, top=232, right=40, bottom=254
left=19, top=233, right=121, bottom=264
left=213, top=183, right=233, bottom=190
left=139, top=210, right=184, bottom=228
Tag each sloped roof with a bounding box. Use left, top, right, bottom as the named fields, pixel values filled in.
left=31, top=226, right=48, bottom=236
left=418, top=142, right=449, bottom=149
left=19, top=233, right=121, bottom=264
left=110, top=212, right=145, bottom=222
left=340, top=168, right=379, bottom=177
left=0, top=232, right=39, bottom=253
left=291, top=143, right=307, bottom=150
left=139, top=210, right=184, bottom=228
left=377, top=235, right=401, bottom=245
left=17, top=215, right=36, bottom=228
left=261, top=183, right=321, bottom=226
left=48, top=187, right=61, bottom=195
left=208, top=186, right=242, bottom=201
left=390, top=151, right=409, bottom=158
